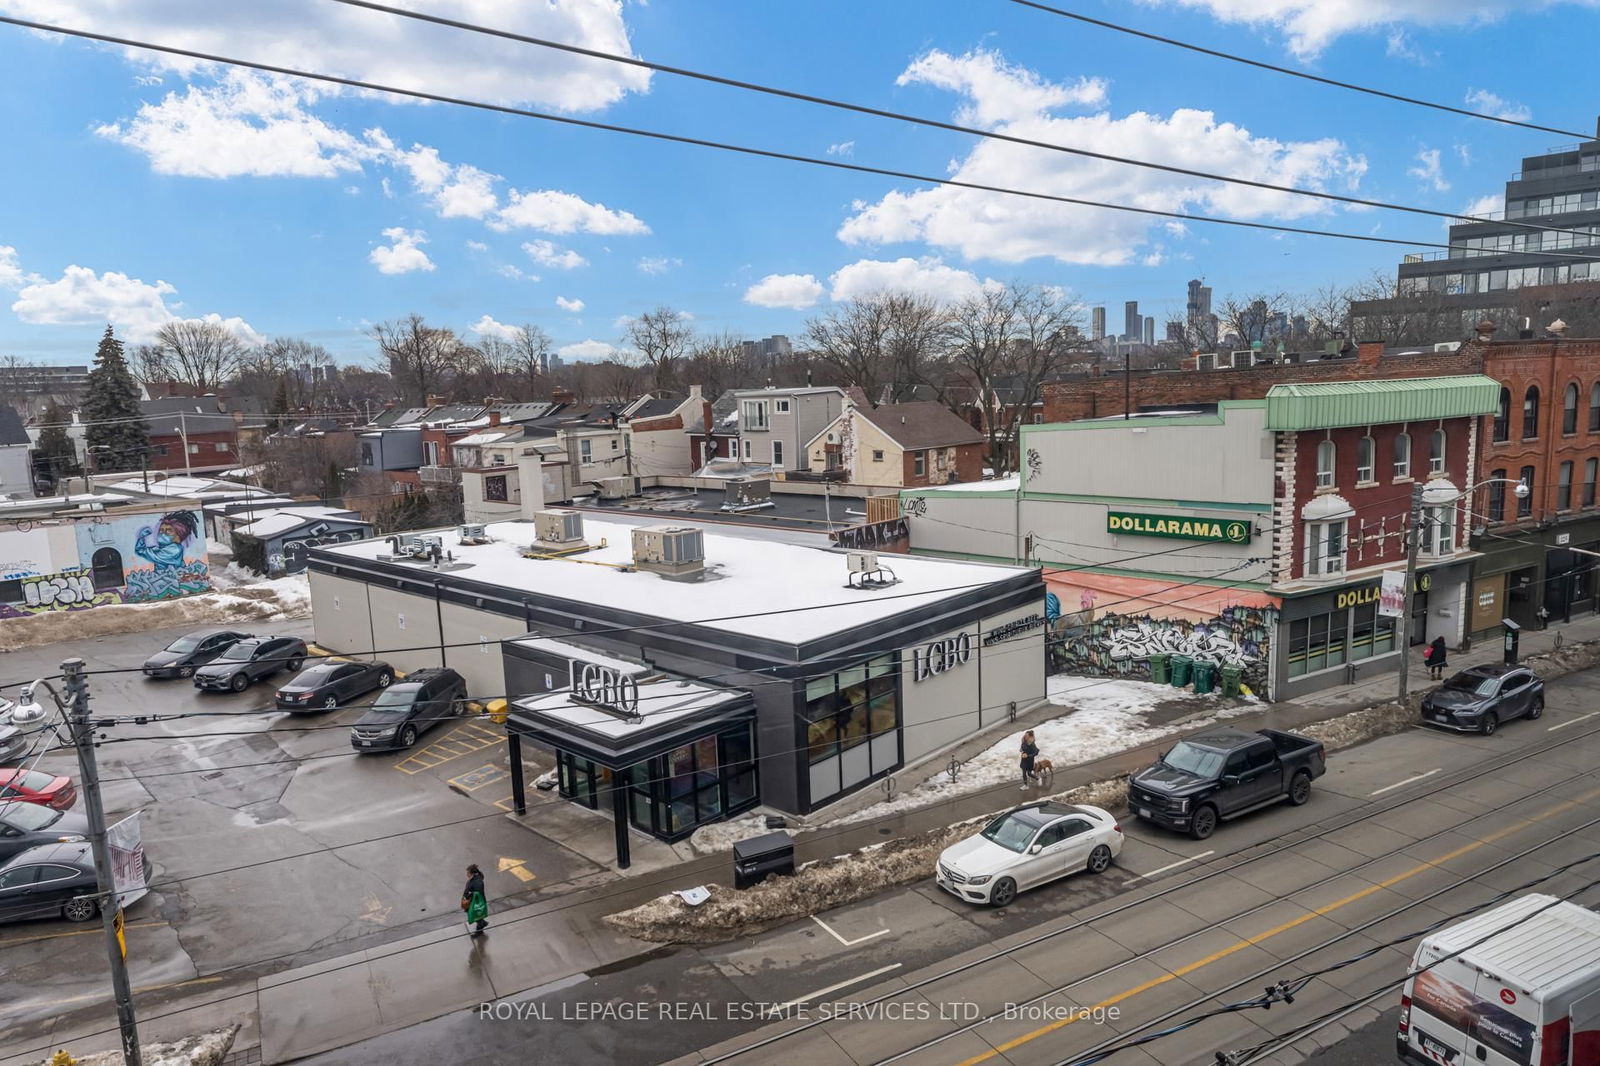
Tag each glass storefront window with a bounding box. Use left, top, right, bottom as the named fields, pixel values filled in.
left=1290, top=604, right=1394, bottom=678
left=804, top=654, right=902, bottom=805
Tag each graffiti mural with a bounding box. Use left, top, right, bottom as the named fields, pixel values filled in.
left=0, top=567, right=125, bottom=618
left=0, top=508, right=213, bottom=618
left=123, top=511, right=210, bottom=601
left=830, top=517, right=910, bottom=552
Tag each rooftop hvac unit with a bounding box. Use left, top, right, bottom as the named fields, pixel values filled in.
left=534, top=509, right=585, bottom=546
left=847, top=551, right=880, bottom=573
left=631, top=525, right=706, bottom=580
left=1196, top=353, right=1215, bottom=371
left=723, top=475, right=774, bottom=512
left=1232, top=350, right=1258, bottom=367
left=457, top=523, right=488, bottom=544
left=594, top=476, right=638, bottom=500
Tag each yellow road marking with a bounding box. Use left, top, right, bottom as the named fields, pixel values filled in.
left=0, top=920, right=164, bottom=948
left=956, top=784, right=1600, bottom=1065
left=47, top=975, right=225, bottom=1008
left=498, top=856, right=536, bottom=883
left=493, top=795, right=516, bottom=812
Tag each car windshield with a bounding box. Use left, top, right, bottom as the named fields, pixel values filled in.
left=1443, top=672, right=1499, bottom=697
left=1161, top=741, right=1227, bottom=778
left=1, top=804, right=59, bottom=831
left=216, top=642, right=255, bottom=662
left=166, top=636, right=201, bottom=653
left=369, top=687, right=418, bottom=713
left=980, top=813, right=1042, bottom=853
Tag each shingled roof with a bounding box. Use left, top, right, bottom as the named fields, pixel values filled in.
left=853, top=402, right=985, bottom=450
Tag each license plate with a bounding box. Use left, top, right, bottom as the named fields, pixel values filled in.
left=1139, top=807, right=1152, bottom=818
left=358, top=740, right=373, bottom=747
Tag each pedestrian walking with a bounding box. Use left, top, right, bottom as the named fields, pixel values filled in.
left=462, top=863, right=488, bottom=935
left=1426, top=635, right=1448, bottom=681
left=1019, top=730, right=1039, bottom=791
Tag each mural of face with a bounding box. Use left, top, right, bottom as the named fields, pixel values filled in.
left=135, top=511, right=199, bottom=571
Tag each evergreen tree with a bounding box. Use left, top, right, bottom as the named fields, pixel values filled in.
left=35, top=400, right=79, bottom=485
left=82, top=326, right=150, bottom=472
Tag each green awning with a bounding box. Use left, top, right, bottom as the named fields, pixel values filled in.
left=1265, top=376, right=1501, bottom=431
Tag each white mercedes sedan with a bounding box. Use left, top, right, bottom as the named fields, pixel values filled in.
left=936, top=801, right=1123, bottom=907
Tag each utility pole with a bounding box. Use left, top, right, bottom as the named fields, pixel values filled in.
left=180, top=411, right=191, bottom=478
left=63, top=658, right=143, bottom=1065
left=1397, top=483, right=1425, bottom=705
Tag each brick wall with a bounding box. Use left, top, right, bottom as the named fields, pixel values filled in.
left=1478, top=338, right=1600, bottom=526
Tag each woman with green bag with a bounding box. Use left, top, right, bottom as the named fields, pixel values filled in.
left=461, top=863, right=489, bottom=935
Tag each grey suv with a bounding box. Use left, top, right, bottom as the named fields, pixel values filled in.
left=193, top=636, right=307, bottom=693
left=349, top=668, right=468, bottom=751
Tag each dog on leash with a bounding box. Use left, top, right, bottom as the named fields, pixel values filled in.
left=1030, top=757, right=1054, bottom=782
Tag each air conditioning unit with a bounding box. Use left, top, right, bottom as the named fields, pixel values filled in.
left=1196, top=353, right=1215, bottom=371
left=1434, top=341, right=1462, bottom=352
left=534, top=509, right=585, bottom=546
left=631, top=525, right=706, bottom=580
left=848, top=551, right=880, bottom=573
left=1232, top=349, right=1257, bottom=366
left=723, top=475, right=774, bottom=512
left=594, top=476, right=636, bottom=500
left=457, top=523, right=488, bottom=544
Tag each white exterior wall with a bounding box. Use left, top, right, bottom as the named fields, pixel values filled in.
left=899, top=620, right=982, bottom=765
left=462, top=469, right=524, bottom=525
left=437, top=601, right=528, bottom=700
left=978, top=600, right=1048, bottom=730
left=626, top=422, right=693, bottom=478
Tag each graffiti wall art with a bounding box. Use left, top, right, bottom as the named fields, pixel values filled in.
left=0, top=508, right=213, bottom=618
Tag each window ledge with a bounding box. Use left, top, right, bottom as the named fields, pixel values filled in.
left=1392, top=475, right=1414, bottom=485
left=1354, top=479, right=1379, bottom=490
left=1313, top=484, right=1340, bottom=495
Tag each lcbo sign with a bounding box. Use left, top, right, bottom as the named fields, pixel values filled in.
left=569, top=660, right=641, bottom=716
left=912, top=632, right=972, bottom=683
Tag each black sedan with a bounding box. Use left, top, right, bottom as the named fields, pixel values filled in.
left=276, top=659, right=395, bottom=712
left=144, top=629, right=253, bottom=679
left=193, top=636, right=307, bottom=693
left=0, top=841, right=101, bottom=923
left=0, top=803, right=88, bottom=863
left=1421, top=664, right=1545, bottom=736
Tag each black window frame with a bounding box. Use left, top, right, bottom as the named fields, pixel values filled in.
left=1523, top=386, right=1540, bottom=440
left=1518, top=466, right=1536, bottom=517
left=1564, top=383, right=1580, bottom=435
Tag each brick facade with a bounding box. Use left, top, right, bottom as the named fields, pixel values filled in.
left=1476, top=338, right=1600, bottom=527
left=899, top=442, right=985, bottom=488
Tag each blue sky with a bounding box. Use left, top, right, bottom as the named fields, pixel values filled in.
left=0, top=0, right=1592, bottom=367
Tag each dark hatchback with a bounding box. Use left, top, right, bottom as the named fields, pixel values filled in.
left=0, top=803, right=88, bottom=863
left=193, top=636, right=307, bottom=693
left=349, top=668, right=467, bottom=751
left=0, top=841, right=103, bottom=923
left=1421, top=664, right=1545, bottom=736
left=276, top=659, right=395, bottom=712
left=143, top=629, right=253, bottom=679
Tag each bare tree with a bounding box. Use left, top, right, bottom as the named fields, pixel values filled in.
left=149, top=319, right=248, bottom=391
left=369, top=314, right=472, bottom=405
left=803, top=292, right=946, bottom=403
left=128, top=343, right=171, bottom=386
left=623, top=307, right=693, bottom=392
left=682, top=331, right=747, bottom=400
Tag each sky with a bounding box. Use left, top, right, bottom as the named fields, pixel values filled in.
left=0, top=0, right=1593, bottom=368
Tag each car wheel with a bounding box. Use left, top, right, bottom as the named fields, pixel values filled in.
left=285, top=656, right=304, bottom=673
left=989, top=877, right=1018, bottom=908
left=1482, top=713, right=1498, bottom=737
left=323, top=695, right=338, bottom=711
left=179, top=665, right=194, bottom=678
left=229, top=673, right=249, bottom=693
left=1189, top=805, right=1218, bottom=841
left=62, top=895, right=99, bottom=923
left=1087, top=844, right=1113, bottom=874
left=1289, top=770, right=1313, bottom=806
left=399, top=725, right=418, bottom=748
left=1529, top=697, right=1544, bottom=720
left=378, top=671, right=393, bottom=687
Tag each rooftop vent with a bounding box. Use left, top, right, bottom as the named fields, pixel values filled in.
left=534, top=509, right=584, bottom=547
left=723, top=475, right=774, bottom=513
left=458, top=523, right=489, bottom=545
left=846, top=550, right=897, bottom=590
left=631, top=525, right=705, bottom=581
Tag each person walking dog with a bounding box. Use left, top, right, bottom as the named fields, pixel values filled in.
left=1019, top=730, right=1039, bottom=791
left=1425, top=635, right=1448, bottom=681
left=462, top=863, right=488, bottom=935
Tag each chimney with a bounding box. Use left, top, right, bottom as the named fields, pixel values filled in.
left=1476, top=319, right=1498, bottom=343
left=1356, top=340, right=1383, bottom=367
left=426, top=394, right=447, bottom=408
left=1547, top=318, right=1569, bottom=339
left=550, top=387, right=575, bottom=405
left=382, top=402, right=394, bottom=411
left=487, top=411, right=502, bottom=427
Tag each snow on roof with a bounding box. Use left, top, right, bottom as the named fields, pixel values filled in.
left=235, top=506, right=360, bottom=538
left=0, top=492, right=132, bottom=511
left=909, top=475, right=1021, bottom=493
left=202, top=497, right=295, bottom=514
left=110, top=476, right=266, bottom=498
left=323, top=516, right=1033, bottom=642
left=513, top=674, right=745, bottom=740
left=453, top=427, right=522, bottom=447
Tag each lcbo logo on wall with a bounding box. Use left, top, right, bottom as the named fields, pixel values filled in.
left=912, top=632, right=972, bottom=683
left=569, top=660, right=641, bottom=716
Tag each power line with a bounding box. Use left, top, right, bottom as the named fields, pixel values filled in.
left=5, top=14, right=1600, bottom=261
left=1002, top=0, right=1593, bottom=141
left=325, top=0, right=1600, bottom=243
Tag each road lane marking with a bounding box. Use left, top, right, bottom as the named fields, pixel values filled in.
left=778, top=964, right=903, bottom=1010
left=1134, top=851, right=1215, bottom=880
left=811, top=914, right=892, bottom=947
left=0, top=920, right=163, bottom=948
left=955, top=783, right=1600, bottom=1066
left=499, top=856, right=536, bottom=883
left=1549, top=711, right=1600, bottom=731
left=1370, top=769, right=1443, bottom=796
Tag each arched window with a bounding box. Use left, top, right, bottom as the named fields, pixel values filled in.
left=1356, top=436, right=1375, bottom=483
left=90, top=547, right=124, bottom=591
left=1393, top=432, right=1411, bottom=479
left=1430, top=429, right=1446, bottom=475
left=1315, top=440, right=1336, bottom=488
left=1494, top=388, right=1511, bottom=442
left=1524, top=385, right=1540, bottom=439
left=1590, top=382, right=1600, bottom=432
left=1564, top=383, right=1579, bottom=435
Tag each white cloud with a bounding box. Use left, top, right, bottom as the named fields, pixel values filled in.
left=839, top=49, right=1367, bottom=267
left=495, top=190, right=649, bottom=235
left=1159, top=0, right=1600, bottom=58
left=1465, top=87, right=1533, bottom=122
left=394, top=144, right=499, bottom=219
left=9, top=257, right=258, bottom=342
left=0, top=246, right=25, bottom=289
left=465, top=240, right=489, bottom=252
left=181, top=311, right=265, bottom=347
left=10, top=0, right=651, bottom=111
left=523, top=239, right=588, bottom=270
left=897, top=48, right=1106, bottom=128
left=497, top=264, right=537, bottom=281
left=1408, top=148, right=1450, bottom=192
left=637, top=256, right=681, bottom=275
left=1461, top=193, right=1502, bottom=219
left=1384, top=30, right=1426, bottom=62
left=369, top=227, right=435, bottom=275
left=744, top=273, right=824, bottom=310
left=827, top=141, right=855, bottom=157
left=555, top=296, right=585, bottom=313
left=559, top=339, right=621, bottom=361
left=470, top=314, right=523, bottom=341
left=828, top=257, right=1001, bottom=304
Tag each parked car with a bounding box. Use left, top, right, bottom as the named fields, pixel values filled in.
left=0, top=768, right=77, bottom=811
left=1128, top=728, right=1326, bottom=840
left=0, top=841, right=102, bottom=923
left=143, top=629, right=254, bottom=679
left=276, top=659, right=395, bottom=712
left=193, top=636, right=307, bottom=693
left=0, top=722, right=25, bottom=766
left=349, top=668, right=467, bottom=751
left=1421, top=664, right=1545, bottom=736
left=0, top=803, right=88, bottom=862
left=935, top=801, right=1123, bottom=907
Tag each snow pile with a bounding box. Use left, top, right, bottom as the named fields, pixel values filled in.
left=28, top=1027, right=238, bottom=1066
left=684, top=811, right=777, bottom=856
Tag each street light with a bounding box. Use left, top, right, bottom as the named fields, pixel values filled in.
left=1398, top=476, right=1529, bottom=703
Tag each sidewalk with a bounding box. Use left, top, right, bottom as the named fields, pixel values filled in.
left=18, top=615, right=1598, bottom=1066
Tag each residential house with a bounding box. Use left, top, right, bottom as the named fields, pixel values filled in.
left=690, top=391, right=741, bottom=468
left=805, top=401, right=985, bottom=488
left=729, top=385, right=846, bottom=472
left=622, top=387, right=710, bottom=479
left=0, top=406, right=34, bottom=499
left=228, top=505, right=370, bottom=575
left=140, top=396, right=269, bottom=474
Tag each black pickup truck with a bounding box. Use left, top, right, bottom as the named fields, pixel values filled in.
left=1127, top=727, right=1326, bottom=840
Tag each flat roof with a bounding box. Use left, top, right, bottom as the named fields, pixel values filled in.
left=513, top=675, right=744, bottom=740
left=321, top=515, right=1034, bottom=642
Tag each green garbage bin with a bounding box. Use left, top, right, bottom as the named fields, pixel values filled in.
left=1170, top=655, right=1193, bottom=688
left=1148, top=653, right=1171, bottom=685
left=1220, top=664, right=1243, bottom=698
left=1192, top=660, right=1217, bottom=695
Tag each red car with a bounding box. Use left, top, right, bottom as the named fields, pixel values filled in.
left=0, top=769, right=77, bottom=811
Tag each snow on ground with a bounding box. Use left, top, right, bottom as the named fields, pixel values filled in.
left=683, top=811, right=777, bottom=856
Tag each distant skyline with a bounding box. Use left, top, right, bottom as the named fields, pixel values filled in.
left=0, top=0, right=1589, bottom=366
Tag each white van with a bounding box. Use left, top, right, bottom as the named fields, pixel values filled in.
left=1399, top=894, right=1600, bottom=1066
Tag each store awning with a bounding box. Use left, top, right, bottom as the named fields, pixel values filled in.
left=507, top=676, right=755, bottom=769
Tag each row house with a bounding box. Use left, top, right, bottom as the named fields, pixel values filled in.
left=804, top=400, right=985, bottom=488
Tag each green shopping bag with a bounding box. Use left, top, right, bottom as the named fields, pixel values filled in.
left=465, top=891, right=488, bottom=924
